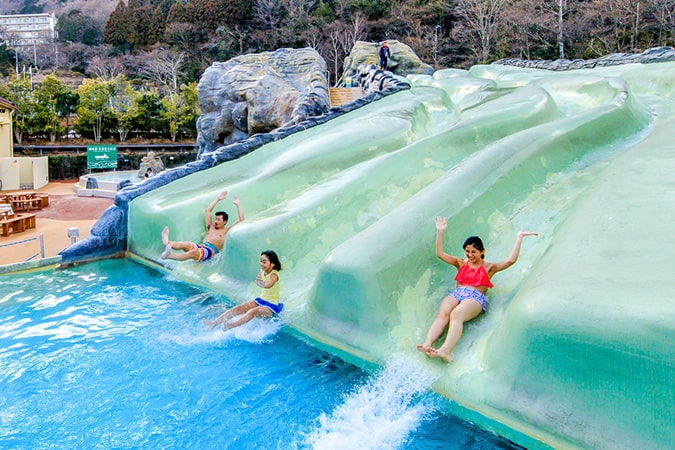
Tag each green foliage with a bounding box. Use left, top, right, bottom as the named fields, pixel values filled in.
left=348, top=0, right=392, bottom=20
left=2, top=76, right=36, bottom=144
left=48, top=154, right=87, bottom=180
left=56, top=10, right=103, bottom=46
left=131, top=89, right=167, bottom=136
left=0, top=44, right=17, bottom=76
left=103, top=1, right=133, bottom=51
left=33, top=75, right=71, bottom=142
left=161, top=82, right=199, bottom=141
left=76, top=78, right=116, bottom=142
left=20, top=0, right=42, bottom=14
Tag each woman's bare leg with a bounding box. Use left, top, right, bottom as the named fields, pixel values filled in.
left=428, top=300, right=482, bottom=362
left=417, top=295, right=459, bottom=354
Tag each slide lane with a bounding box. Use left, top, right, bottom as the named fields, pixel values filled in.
left=126, top=63, right=669, bottom=449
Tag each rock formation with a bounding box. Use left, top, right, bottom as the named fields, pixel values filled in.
left=196, top=47, right=331, bottom=159
left=137, top=151, right=164, bottom=178
left=494, top=45, right=675, bottom=70
left=338, top=40, right=434, bottom=87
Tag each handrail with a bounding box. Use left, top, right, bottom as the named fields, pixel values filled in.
left=0, top=234, right=45, bottom=261
left=15, top=143, right=199, bottom=155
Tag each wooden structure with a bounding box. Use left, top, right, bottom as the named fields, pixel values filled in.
left=329, top=87, right=363, bottom=107
left=1, top=191, right=47, bottom=211
left=0, top=203, right=36, bottom=237
left=0, top=96, right=15, bottom=158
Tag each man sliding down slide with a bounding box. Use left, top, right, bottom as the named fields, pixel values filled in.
left=160, top=191, right=244, bottom=262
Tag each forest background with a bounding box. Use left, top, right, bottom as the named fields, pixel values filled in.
left=0, top=0, right=673, bottom=147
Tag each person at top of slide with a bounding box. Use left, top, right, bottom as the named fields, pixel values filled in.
left=379, top=41, right=391, bottom=71
left=417, top=216, right=538, bottom=362
left=160, top=191, right=244, bottom=262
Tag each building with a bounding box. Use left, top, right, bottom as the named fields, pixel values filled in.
left=0, top=13, right=57, bottom=47
left=0, top=97, right=15, bottom=158
left=0, top=96, right=48, bottom=191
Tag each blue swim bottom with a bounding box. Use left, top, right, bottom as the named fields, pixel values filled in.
left=255, top=298, right=284, bottom=315
left=449, top=286, right=489, bottom=312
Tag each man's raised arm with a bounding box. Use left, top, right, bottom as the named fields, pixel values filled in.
left=205, top=191, right=228, bottom=228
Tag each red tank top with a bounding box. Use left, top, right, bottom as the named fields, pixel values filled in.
left=454, top=262, right=493, bottom=288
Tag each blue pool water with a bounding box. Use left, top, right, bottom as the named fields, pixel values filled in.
left=0, top=259, right=522, bottom=449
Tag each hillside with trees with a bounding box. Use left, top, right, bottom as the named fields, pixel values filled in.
left=0, top=0, right=672, bottom=146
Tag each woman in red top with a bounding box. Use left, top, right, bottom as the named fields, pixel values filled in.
left=417, top=216, right=538, bottom=362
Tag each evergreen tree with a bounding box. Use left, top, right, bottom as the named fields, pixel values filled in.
left=103, top=0, right=133, bottom=52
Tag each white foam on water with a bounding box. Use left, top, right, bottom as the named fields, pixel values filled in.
left=305, top=354, right=438, bottom=450
left=159, top=317, right=283, bottom=346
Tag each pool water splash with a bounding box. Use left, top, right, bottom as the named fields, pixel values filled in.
left=305, top=354, right=438, bottom=449
left=160, top=317, right=284, bottom=346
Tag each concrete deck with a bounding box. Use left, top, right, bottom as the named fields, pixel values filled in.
left=0, top=181, right=114, bottom=266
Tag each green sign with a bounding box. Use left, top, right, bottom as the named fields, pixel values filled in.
left=87, top=144, right=118, bottom=169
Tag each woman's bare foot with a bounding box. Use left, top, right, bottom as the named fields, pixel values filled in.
left=416, top=344, right=431, bottom=355
left=428, top=348, right=453, bottom=363
left=202, top=318, right=216, bottom=327
left=160, top=243, right=172, bottom=259
left=161, top=226, right=170, bottom=246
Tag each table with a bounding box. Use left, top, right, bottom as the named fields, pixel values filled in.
left=6, top=192, right=42, bottom=211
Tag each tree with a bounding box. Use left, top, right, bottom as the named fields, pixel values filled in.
left=454, top=0, right=508, bottom=63
left=33, top=75, right=70, bottom=142
left=108, top=76, right=139, bottom=142
left=103, top=0, right=133, bottom=52
left=140, top=49, right=186, bottom=95
left=87, top=55, right=127, bottom=81
left=131, top=89, right=165, bottom=138
left=77, top=78, right=114, bottom=142
left=2, top=75, right=36, bottom=144
left=56, top=10, right=103, bottom=46
left=161, top=86, right=195, bottom=142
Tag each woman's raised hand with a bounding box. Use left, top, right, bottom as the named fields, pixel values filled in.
left=435, top=216, right=448, bottom=232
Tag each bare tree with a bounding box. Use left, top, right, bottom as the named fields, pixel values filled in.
left=304, top=26, right=324, bottom=51
left=140, top=49, right=186, bottom=95
left=0, top=26, right=21, bottom=75
left=87, top=56, right=126, bottom=81
left=650, top=0, right=674, bottom=45
left=255, top=0, right=285, bottom=29
left=454, top=0, right=508, bottom=62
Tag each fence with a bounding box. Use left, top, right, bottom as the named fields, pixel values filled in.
left=0, top=234, right=45, bottom=263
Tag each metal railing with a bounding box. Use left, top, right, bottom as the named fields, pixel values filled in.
left=0, top=233, right=45, bottom=262
left=15, top=143, right=199, bottom=156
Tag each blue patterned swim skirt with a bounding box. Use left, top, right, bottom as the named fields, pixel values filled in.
left=449, top=286, right=489, bottom=312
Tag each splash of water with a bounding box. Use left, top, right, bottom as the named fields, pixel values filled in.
left=305, top=354, right=438, bottom=450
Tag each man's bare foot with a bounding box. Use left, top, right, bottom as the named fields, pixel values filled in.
left=160, top=243, right=172, bottom=259
left=161, top=226, right=170, bottom=246
left=428, top=348, right=453, bottom=363
left=202, top=318, right=216, bottom=328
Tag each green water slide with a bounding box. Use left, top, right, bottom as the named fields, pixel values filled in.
left=127, top=62, right=675, bottom=449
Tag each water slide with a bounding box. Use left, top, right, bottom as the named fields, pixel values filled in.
left=126, top=62, right=675, bottom=449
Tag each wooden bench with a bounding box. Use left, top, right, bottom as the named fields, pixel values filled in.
left=38, top=193, right=49, bottom=207
left=0, top=208, right=36, bottom=237
left=5, top=192, right=43, bottom=212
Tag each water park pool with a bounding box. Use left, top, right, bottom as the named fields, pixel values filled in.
left=0, top=259, right=522, bottom=449
left=74, top=171, right=143, bottom=198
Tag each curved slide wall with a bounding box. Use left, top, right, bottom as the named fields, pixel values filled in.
left=127, top=62, right=674, bottom=449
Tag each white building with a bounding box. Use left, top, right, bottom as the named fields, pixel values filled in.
left=0, top=13, right=57, bottom=47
